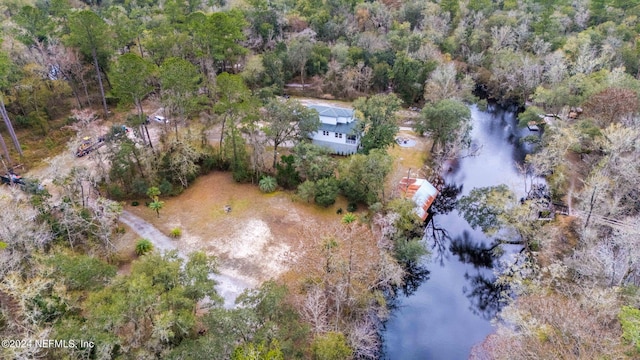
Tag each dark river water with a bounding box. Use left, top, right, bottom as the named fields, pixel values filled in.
left=382, top=105, right=538, bottom=359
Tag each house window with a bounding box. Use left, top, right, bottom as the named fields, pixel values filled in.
left=335, top=133, right=343, bottom=139
left=346, top=135, right=356, bottom=144
left=322, top=131, right=329, bottom=136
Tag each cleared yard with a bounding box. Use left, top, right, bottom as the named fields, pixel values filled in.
left=124, top=172, right=351, bottom=286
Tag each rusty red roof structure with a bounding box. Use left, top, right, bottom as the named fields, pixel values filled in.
left=398, top=177, right=439, bottom=221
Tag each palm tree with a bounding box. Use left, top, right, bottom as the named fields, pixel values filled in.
left=135, top=238, right=153, bottom=255
left=149, top=199, right=164, bottom=218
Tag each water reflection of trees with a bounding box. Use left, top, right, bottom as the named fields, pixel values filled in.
left=387, top=263, right=430, bottom=309
left=431, top=183, right=462, bottom=215
left=463, top=272, right=508, bottom=321
left=400, top=263, right=430, bottom=297
left=424, top=182, right=510, bottom=320
left=426, top=218, right=450, bottom=265
left=427, top=183, right=462, bottom=264
left=450, top=231, right=494, bottom=269
left=450, top=233, right=509, bottom=320
left=391, top=179, right=514, bottom=319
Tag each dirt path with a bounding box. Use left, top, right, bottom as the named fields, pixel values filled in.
left=120, top=210, right=252, bottom=308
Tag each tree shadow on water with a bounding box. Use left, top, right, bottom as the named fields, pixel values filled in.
left=386, top=262, right=431, bottom=311
left=425, top=182, right=462, bottom=265
left=426, top=218, right=450, bottom=266
left=450, top=231, right=495, bottom=269
left=401, top=262, right=430, bottom=297
left=450, top=232, right=509, bottom=321
left=431, top=183, right=462, bottom=215
left=463, top=272, right=509, bottom=321
left=420, top=181, right=508, bottom=320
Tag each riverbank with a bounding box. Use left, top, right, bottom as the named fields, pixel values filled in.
left=383, top=105, right=541, bottom=358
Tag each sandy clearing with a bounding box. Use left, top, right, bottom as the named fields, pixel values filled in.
left=125, top=172, right=350, bottom=290
left=120, top=209, right=253, bottom=307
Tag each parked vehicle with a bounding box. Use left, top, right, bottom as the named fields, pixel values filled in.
left=75, top=136, right=105, bottom=157
left=0, top=171, right=25, bottom=185
left=1, top=170, right=46, bottom=194
left=153, top=115, right=168, bottom=124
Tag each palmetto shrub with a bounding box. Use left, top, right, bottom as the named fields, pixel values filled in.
left=259, top=176, right=278, bottom=193
left=135, top=238, right=153, bottom=256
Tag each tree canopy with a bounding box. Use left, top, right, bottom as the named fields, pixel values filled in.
left=353, top=93, right=402, bottom=154
left=416, top=99, right=471, bottom=154
left=263, top=98, right=320, bottom=168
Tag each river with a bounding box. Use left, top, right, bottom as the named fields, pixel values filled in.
left=382, top=105, right=539, bottom=359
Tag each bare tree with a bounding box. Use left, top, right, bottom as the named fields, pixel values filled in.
left=0, top=271, right=55, bottom=359
left=584, top=87, right=639, bottom=125
left=491, top=26, right=516, bottom=50
left=348, top=314, right=381, bottom=359
left=300, top=285, right=330, bottom=334
left=424, top=62, right=475, bottom=104
left=0, top=197, right=52, bottom=277
left=53, top=166, right=122, bottom=252
left=572, top=0, right=590, bottom=30
left=571, top=40, right=605, bottom=75
left=543, top=51, right=568, bottom=85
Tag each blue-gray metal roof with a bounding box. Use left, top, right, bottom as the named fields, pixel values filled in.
left=306, top=104, right=354, bottom=118
left=318, top=121, right=359, bottom=135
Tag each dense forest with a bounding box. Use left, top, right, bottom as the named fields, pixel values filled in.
left=1, top=0, right=640, bottom=358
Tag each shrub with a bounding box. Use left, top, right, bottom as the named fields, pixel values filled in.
left=620, top=306, right=640, bottom=353
left=311, top=332, right=352, bottom=360
left=341, top=212, right=357, bottom=224
left=314, top=177, right=339, bottom=207
left=170, top=228, right=182, bottom=238
left=199, top=153, right=218, bottom=174
left=369, top=202, right=383, bottom=213
left=259, top=176, right=278, bottom=193
left=394, top=239, right=427, bottom=265
left=135, top=238, right=153, bottom=256
left=347, top=202, right=357, bottom=212
left=297, top=180, right=316, bottom=203
left=44, top=137, right=56, bottom=150
left=232, top=166, right=252, bottom=183
left=158, top=179, right=174, bottom=196
left=131, top=201, right=139, bottom=206
left=108, top=184, right=124, bottom=200
left=275, top=154, right=300, bottom=189
left=132, top=178, right=150, bottom=197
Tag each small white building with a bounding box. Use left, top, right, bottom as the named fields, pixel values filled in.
left=398, top=177, right=439, bottom=221
left=307, top=104, right=360, bottom=155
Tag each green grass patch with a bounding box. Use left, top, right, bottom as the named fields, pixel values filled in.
left=7, top=116, right=77, bottom=169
